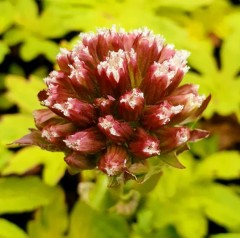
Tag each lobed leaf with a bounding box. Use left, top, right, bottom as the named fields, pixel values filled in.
left=0, top=176, right=56, bottom=214
left=67, top=200, right=130, bottom=238
left=0, top=218, right=29, bottom=238
left=27, top=187, right=68, bottom=238
left=1, top=146, right=66, bottom=186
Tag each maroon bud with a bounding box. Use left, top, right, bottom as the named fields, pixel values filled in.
left=98, top=115, right=133, bottom=143
left=52, top=98, right=97, bottom=127
left=41, top=122, right=76, bottom=143
left=33, top=109, right=60, bottom=129
left=64, top=152, right=96, bottom=170
left=166, top=93, right=207, bottom=124
left=12, top=129, right=62, bottom=152
left=189, top=129, right=210, bottom=142
left=156, top=127, right=190, bottom=152
left=129, top=128, right=160, bottom=159
left=133, top=31, right=165, bottom=77
left=94, top=96, right=116, bottom=116
left=118, top=88, right=144, bottom=121
left=142, top=101, right=183, bottom=130
left=98, top=145, right=130, bottom=176
left=57, top=48, right=72, bottom=73
left=158, top=44, right=176, bottom=63
left=64, top=127, right=106, bottom=154
left=97, top=49, right=131, bottom=97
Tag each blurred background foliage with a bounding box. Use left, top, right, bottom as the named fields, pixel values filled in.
left=0, top=0, right=240, bottom=237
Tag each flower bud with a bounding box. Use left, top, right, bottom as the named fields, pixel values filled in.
left=64, top=152, right=96, bottom=170
left=39, top=71, right=76, bottom=107
left=133, top=30, right=165, bottom=77
left=98, top=115, right=133, bottom=143
left=142, top=101, right=183, bottom=130
left=189, top=129, right=210, bottom=142
left=118, top=88, right=144, bottom=121
left=97, top=49, right=131, bottom=97
left=13, top=129, right=62, bottom=152
left=156, top=126, right=190, bottom=152
left=52, top=98, right=97, bottom=127
left=64, top=127, right=106, bottom=154
left=98, top=145, right=130, bottom=176
left=166, top=93, right=208, bottom=124
left=129, top=128, right=160, bottom=159
left=57, top=48, right=73, bottom=73
left=33, top=109, right=60, bottom=129
left=94, top=96, right=116, bottom=116
left=41, top=122, right=76, bottom=144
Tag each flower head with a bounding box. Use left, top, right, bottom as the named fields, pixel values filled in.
left=14, top=26, right=210, bottom=184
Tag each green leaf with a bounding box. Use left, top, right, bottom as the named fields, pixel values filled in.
left=195, top=151, right=240, bottom=180
left=0, top=143, right=12, bottom=172
left=156, top=0, right=214, bottom=11
left=68, top=201, right=130, bottom=238
left=0, top=40, right=9, bottom=63
left=0, top=176, right=56, bottom=214
left=3, top=28, right=29, bottom=46
left=1, top=146, right=66, bottom=186
left=210, top=234, right=240, bottom=238
left=221, top=31, right=240, bottom=78
left=20, top=38, right=59, bottom=62
left=174, top=211, right=207, bottom=238
left=0, top=114, right=34, bottom=145
left=0, top=1, right=14, bottom=34
left=5, top=74, right=45, bottom=113
left=0, top=218, right=29, bottom=238
left=11, top=0, right=38, bottom=27
left=27, top=187, right=68, bottom=238
left=158, top=153, right=185, bottom=169
left=199, top=184, right=240, bottom=230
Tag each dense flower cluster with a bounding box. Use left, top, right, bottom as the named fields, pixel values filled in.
left=15, top=26, right=210, bottom=182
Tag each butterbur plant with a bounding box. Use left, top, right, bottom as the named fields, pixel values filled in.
left=14, top=26, right=210, bottom=185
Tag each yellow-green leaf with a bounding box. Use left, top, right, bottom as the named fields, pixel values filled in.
left=5, top=74, right=45, bottom=113
left=68, top=201, right=129, bottom=238
left=0, top=176, right=56, bottom=214
left=2, top=146, right=66, bottom=186
left=0, top=114, right=34, bottom=145
left=0, top=218, right=29, bottom=238
left=195, top=151, right=240, bottom=180
left=27, top=187, right=68, bottom=238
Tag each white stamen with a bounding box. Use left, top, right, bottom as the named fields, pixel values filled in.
left=53, top=98, right=74, bottom=117
left=97, top=50, right=126, bottom=83
left=42, top=130, right=59, bottom=140
left=64, top=139, right=81, bottom=150
left=176, top=129, right=189, bottom=145
left=171, top=105, right=184, bottom=114
left=99, top=119, right=120, bottom=136
left=143, top=141, right=160, bottom=155
left=188, top=94, right=206, bottom=108
left=120, top=88, right=144, bottom=109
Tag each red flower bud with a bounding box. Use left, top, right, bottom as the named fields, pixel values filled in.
left=57, top=48, right=73, bottom=73
left=42, top=122, right=76, bottom=144
left=52, top=98, right=97, bottom=127
left=129, top=128, right=160, bottom=159
left=33, top=109, right=60, bottom=129
left=98, top=145, right=130, bottom=176
left=64, top=152, right=96, bottom=170
left=97, top=49, right=131, bottom=97
left=64, top=127, right=106, bottom=154
left=142, top=101, right=183, bottom=130
left=118, top=88, right=144, bottom=121
left=156, top=127, right=190, bottom=152
left=94, top=96, right=116, bottom=116
left=98, top=115, right=133, bottom=143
